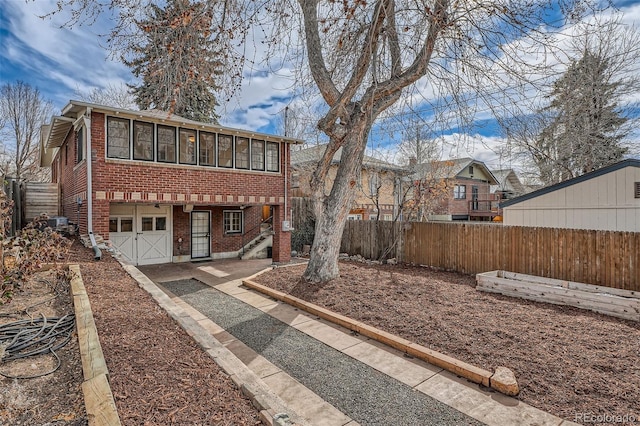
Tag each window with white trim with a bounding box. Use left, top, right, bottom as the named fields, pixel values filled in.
left=223, top=210, right=243, bottom=234
left=454, top=184, right=466, bottom=199
left=76, top=128, right=84, bottom=163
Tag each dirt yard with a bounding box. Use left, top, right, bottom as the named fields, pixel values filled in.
left=0, top=268, right=87, bottom=425
left=1, top=239, right=261, bottom=425
left=253, top=260, right=640, bottom=426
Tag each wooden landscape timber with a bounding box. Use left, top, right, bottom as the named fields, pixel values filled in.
left=69, top=264, right=121, bottom=426
left=476, top=270, right=640, bottom=322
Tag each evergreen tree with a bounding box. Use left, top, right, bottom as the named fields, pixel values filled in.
left=125, top=0, right=222, bottom=123
left=534, top=51, right=628, bottom=184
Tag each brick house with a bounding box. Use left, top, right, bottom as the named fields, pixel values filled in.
left=39, top=100, right=301, bottom=265
left=410, top=158, right=499, bottom=221
left=290, top=144, right=407, bottom=220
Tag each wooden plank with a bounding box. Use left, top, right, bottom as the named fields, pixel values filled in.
left=477, top=277, right=640, bottom=309
left=476, top=277, right=640, bottom=321
left=478, top=283, right=640, bottom=321
left=595, top=230, right=603, bottom=285
left=613, top=232, right=621, bottom=289
left=82, top=373, right=122, bottom=426
left=74, top=294, right=109, bottom=381
left=493, top=270, right=640, bottom=299
left=634, top=232, right=640, bottom=292
left=622, top=232, right=631, bottom=289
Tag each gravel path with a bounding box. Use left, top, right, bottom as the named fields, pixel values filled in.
left=162, top=278, right=483, bottom=426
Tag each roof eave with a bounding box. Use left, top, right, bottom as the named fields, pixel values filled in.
left=61, top=100, right=304, bottom=144
left=501, top=159, right=640, bottom=208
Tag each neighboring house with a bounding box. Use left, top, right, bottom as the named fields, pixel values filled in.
left=501, top=159, right=640, bottom=232
left=411, top=158, right=500, bottom=221
left=490, top=168, right=528, bottom=200
left=39, top=100, right=301, bottom=265
left=291, top=144, right=406, bottom=220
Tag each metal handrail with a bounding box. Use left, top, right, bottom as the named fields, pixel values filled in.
left=241, top=215, right=273, bottom=256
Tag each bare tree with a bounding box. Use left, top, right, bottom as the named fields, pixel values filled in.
left=405, top=160, right=456, bottom=221
left=43, top=0, right=599, bottom=282
left=396, top=119, right=442, bottom=166
left=74, top=83, right=137, bottom=110
left=504, top=14, right=640, bottom=185
left=0, top=82, right=53, bottom=182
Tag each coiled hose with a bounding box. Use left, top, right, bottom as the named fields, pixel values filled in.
left=0, top=313, right=76, bottom=379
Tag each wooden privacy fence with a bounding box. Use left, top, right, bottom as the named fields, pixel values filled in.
left=340, top=221, right=640, bottom=291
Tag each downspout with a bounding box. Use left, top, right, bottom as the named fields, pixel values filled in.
left=82, top=108, right=101, bottom=260
left=284, top=143, right=288, bottom=227
left=283, top=107, right=291, bottom=231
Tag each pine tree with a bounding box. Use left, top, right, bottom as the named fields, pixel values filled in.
left=534, top=51, right=628, bottom=184
left=125, top=0, right=222, bottom=123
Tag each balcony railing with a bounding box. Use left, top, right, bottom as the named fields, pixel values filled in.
left=468, top=200, right=500, bottom=216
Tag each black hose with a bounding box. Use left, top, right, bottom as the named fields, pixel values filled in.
left=0, top=314, right=76, bottom=379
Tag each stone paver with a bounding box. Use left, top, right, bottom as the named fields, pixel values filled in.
left=342, top=339, right=442, bottom=387
left=262, top=372, right=353, bottom=426
left=134, top=260, right=575, bottom=426
left=292, top=319, right=367, bottom=351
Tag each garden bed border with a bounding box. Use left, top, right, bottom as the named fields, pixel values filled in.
left=69, top=264, right=121, bottom=426
left=243, top=267, right=520, bottom=396
left=476, top=270, right=640, bottom=322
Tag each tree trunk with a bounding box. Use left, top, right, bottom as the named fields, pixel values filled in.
left=302, top=121, right=370, bottom=283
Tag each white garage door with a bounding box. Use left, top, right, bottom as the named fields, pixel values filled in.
left=109, top=204, right=172, bottom=265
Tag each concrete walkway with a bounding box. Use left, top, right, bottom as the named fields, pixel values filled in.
left=135, top=260, right=579, bottom=426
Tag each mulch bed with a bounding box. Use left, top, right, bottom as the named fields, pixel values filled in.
left=2, top=239, right=262, bottom=425
left=67, top=240, right=261, bottom=425
left=253, top=261, right=640, bottom=426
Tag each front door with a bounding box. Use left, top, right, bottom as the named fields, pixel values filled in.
left=471, top=186, right=479, bottom=211
left=191, top=211, right=211, bottom=259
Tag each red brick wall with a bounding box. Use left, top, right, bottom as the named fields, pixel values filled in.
left=89, top=112, right=286, bottom=200
left=446, top=178, right=492, bottom=216
left=77, top=111, right=291, bottom=260
left=271, top=204, right=291, bottom=262
left=54, top=129, right=89, bottom=234
left=172, top=205, right=262, bottom=256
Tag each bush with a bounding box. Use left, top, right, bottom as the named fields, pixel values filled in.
left=1, top=192, right=71, bottom=304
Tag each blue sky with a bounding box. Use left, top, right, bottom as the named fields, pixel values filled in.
left=1, top=0, right=639, bottom=170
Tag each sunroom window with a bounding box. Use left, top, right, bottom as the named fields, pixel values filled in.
left=179, top=128, right=197, bottom=164
left=218, top=134, right=233, bottom=167
left=251, top=139, right=265, bottom=170
left=266, top=142, right=279, bottom=172
left=133, top=121, right=154, bottom=161
left=235, top=137, right=249, bottom=169
left=107, top=117, right=130, bottom=159
left=157, top=125, right=176, bottom=163
left=199, top=131, right=216, bottom=166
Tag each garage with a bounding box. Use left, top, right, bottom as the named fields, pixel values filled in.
left=109, top=204, right=172, bottom=265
